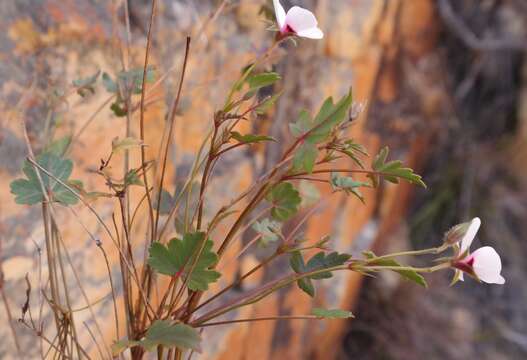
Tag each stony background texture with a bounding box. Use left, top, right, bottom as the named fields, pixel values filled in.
left=0, top=0, right=459, bottom=359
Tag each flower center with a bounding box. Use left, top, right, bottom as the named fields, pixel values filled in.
left=452, top=255, right=475, bottom=274
left=284, top=24, right=295, bottom=34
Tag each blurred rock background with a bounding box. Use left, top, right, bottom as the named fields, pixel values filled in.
left=0, top=0, right=525, bottom=359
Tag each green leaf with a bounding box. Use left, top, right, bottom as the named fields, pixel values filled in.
left=266, top=182, right=302, bottom=221
left=230, top=131, right=275, bottom=144
left=289, top=91, right=353, bottom=144
left=293, top=141, right=318, bottom=174
left=247, top=72, right=280, bottom=90
left=112, top=321, right=201, bottom=355
left=312, top=308, right=354, bottom=319
left=290, top=250, right=351, bottom=297
left=43, top=136, right=72, bottom=157
left=372, top=146, right=389, bottom=170
left=142, top=321, right=201, bottom=352
left=369, top=147, right=426, bottom=188
left=124, top=169, right=143, bottom=187
left=102, top=72, right=118, bottom=93
left=148, top=232, right=221, bottom=291
left=369, top=258, right=427, bottom=288
left=298, top=278, right=315, bottom=297
left=309, top=92, right=353, bottom=142
left=289, top=110, right=313, bottom=138
left=112, top=137, right=144, bottom=153
left=9, top=179, right=43, bottom=205
left=330, top=173, right=370, bottom=203
left=10, top=153, right=78, bottom=206
left=304, top=251, right=351, bottom=280
left=252, top=218, right=282, bottom=246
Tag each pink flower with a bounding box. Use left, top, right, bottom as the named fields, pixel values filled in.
left=453, top=217, right=505, bottom=285
left=273, top=0, right=324, bottom=39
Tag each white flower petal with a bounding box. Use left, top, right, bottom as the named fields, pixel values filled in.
left=273, top=0, right=286, bottom=30
left=460, top=217, right=481, bottom=254
left=296, top=27, right=324, bottom=39
left=285, top=6, right=318, bottom=33
left=472, top=246, right=505, bottom=284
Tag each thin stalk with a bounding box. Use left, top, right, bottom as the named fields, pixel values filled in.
left=197, top=315, right=320, bottom=328
left=356, top=263, right=450, bottom=273
left=196, top=122, right=219, bottom=230
left=154, top=37, right=191, bottom=238
left=369, top=245, right=449, bottom=261
left=52, top=222, right=83, bottom=360
left=99, top=243, right=121, bottom=342
left=157, top=132, right=211, bottom=240
left=41, top=203, right=61, bottom=329
left=84, top=321, right=106, bottom=360
left=138, top=0, right=158, bottom=245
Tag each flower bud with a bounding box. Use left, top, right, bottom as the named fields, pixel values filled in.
left=443, top=221, right=471, bottom=246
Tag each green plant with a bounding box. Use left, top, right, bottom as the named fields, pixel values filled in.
left=8, top=1, right=505, bottom=359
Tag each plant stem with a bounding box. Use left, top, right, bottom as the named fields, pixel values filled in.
left=356, top=263, right=451, bottom=273
left=154, top=36, right=191, bottom=238
left=197, top=315, right=320, bottom=328
left=369, top=245, right=449, bottom=261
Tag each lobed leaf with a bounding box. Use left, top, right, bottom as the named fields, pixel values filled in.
left=369, top=147, right=426, bottom=188
left=289, top=91, right=353, bottom=144
left=266, top=182, right=302, bottom=221
left=290, top=250, right=351, bottom=297
left=10, top=152, right=79, bottom=206
left=148, top=232, right=221, bottom=291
